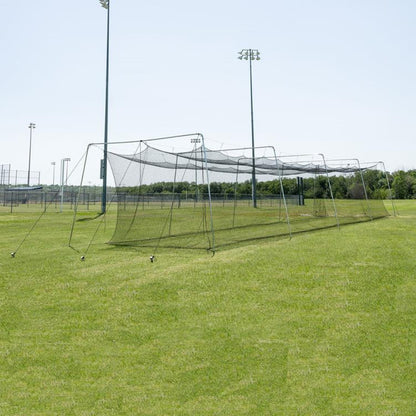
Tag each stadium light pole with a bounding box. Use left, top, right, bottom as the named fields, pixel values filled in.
left=27, top=123, right=36, bottom=186
left=238, top=49, right=260, bottom=208
left=51, top=162, right=56, bottom=186
left=60, top=158, right=71, bottom=213
left=100, top=0, right=110, bottom=214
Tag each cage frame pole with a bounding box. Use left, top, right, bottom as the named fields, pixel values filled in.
left=192, top=140, right=199, bottom=205
left=167, top=154, right=180, bottom=236
left=354, top=158, right=373, bottom=220
left=359, top=160, right=397, bottom=217
left=232, top=158, right=243, bottom=228
left=379, top=161, right=396, bottom=216
left=272, top=147, right=292, bottom=239
left=319, top=153, right=340, bottom=229
left=377, top=161, right=396, bottom=216
left=199, top=134, right=216, bottom=252
left=69, top=145, right=91, bottom=247
left=87, top=133, right=205, bottom=149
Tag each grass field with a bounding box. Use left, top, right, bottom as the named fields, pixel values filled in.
left=0, top=200, right=415, bottom=415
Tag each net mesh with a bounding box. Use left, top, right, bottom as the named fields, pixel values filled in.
left=89, top=135, right=389, bottom=252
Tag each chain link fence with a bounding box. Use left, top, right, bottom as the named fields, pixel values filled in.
left=0, top=165, right=41, bottom=186
left=0, top=188, right=110, bottom=213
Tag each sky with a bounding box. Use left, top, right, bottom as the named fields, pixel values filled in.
left=1, top=0, right=415, bottom=185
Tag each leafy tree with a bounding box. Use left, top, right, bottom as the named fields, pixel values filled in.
left=111, top=168, right=416, bottom=200
left=331, top=176, right=348, bottom=199
left=392, top=170, right=415, bottom=199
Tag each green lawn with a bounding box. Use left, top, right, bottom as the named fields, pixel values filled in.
left=0, top=200, right=415, bottom=415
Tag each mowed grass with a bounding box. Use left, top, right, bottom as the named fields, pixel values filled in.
left=0, top=200, right=415, bottom=415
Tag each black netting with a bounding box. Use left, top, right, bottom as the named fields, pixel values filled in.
left=99, top=137, right=389, bottom=252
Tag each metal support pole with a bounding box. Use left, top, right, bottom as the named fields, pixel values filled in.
left=60, top=158, right=70, bottom=213
left=101, top=0, right=110, bottom=214
left=60, top=159, right=64, bottom=213
left=249, top=55, right=257, bottom=208
left=379, top=161, right=397, bottom=216
left=27, top=123, right=36, bottom=186
left=355, top=159, right=373, bottom=220
left=319, top=153, right=340, bottom=229
left=200, top=134, right=216, bottom=252
left=238, top=49, right=260, bottom=208
left=51, top=162, right=56, bottom=186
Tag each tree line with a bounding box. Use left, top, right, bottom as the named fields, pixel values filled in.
left=118, top=169, right=416, bottom=200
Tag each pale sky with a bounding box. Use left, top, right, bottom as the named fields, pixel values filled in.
left=1, top=0, right=415, bottom=185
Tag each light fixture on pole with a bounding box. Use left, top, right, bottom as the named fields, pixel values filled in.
left=99, top=0, right=110, bottom=214
left=27, top=123, right=36, bottom=186
left=60, top=158, right=71, bottom=213
left=51, top=162, right=56, bottom=186
left=238, top=48, right=260, bottom=208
